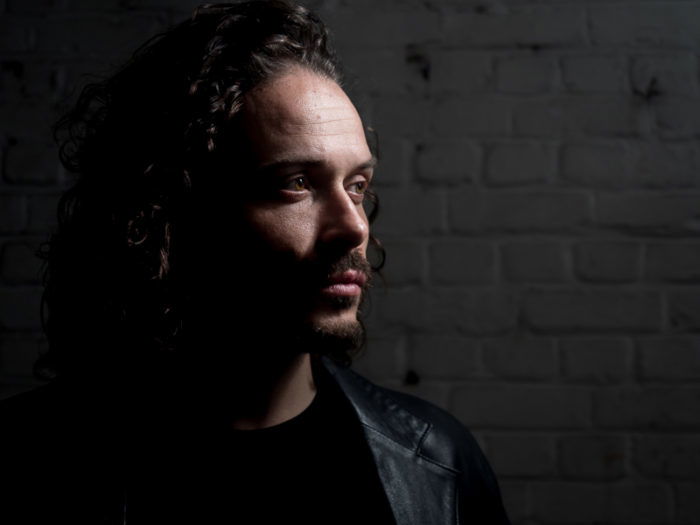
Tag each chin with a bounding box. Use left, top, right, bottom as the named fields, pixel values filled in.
left=300, top=308, right=365, bottom=365
left=309, top=308, right=361, bottom=335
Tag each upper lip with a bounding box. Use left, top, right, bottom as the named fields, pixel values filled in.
left=327, top=270, right=368, bottom=287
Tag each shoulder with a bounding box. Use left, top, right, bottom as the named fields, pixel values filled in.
left=329, top=363, right=510, bottom=522
left=360, top=375, right=488, bottom=473
left=348, top=370, right=511, bottom=524
left=326, top=359, right=488, bottom=475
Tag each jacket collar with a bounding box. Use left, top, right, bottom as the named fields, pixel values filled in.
left=320, top=356, right=429, bottom=451
left=320, top=357, right=459, bottom=525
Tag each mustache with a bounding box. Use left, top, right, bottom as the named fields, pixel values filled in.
left=319, top=252, right=373, bottom=287
left=317, top=251, right=373, bottom=288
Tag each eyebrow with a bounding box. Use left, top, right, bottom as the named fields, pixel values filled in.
left=255, top=156, right=377, bottom=176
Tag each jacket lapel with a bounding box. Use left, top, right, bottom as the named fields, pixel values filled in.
left=322, top=357, right=458, bottom=525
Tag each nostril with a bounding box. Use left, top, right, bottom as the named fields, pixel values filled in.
left=321, top=205, right=368, bottom=248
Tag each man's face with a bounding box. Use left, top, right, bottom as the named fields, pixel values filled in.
left=229, top=67, right=374, bottom=346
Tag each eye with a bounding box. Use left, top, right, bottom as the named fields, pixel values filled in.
left=347, top=178, right=369, bottom=196
left=283, top=176, right=310, bottom=192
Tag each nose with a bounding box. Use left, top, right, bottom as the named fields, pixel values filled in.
left=317, top=186, right=369, bottom=251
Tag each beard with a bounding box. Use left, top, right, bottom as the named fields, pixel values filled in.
left=181, top=249, right=372, bottom=370
left=251, top=249, right=372, bottom=363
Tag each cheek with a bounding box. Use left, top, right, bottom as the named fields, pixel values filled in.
left=244, top=205, right=317, bottom=257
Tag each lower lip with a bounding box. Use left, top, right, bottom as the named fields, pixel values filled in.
left=322, top=283, right=362, bottom=296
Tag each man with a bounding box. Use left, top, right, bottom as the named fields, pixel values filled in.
left=1, top=2, right=510, bottom=523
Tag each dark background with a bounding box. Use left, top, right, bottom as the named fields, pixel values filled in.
left=1, top=1, right=700, bottom=523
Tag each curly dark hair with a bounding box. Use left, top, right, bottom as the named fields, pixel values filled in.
left=37, top=0, right=383, bottom=382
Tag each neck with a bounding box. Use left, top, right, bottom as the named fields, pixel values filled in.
left=165, top=340, right=321, bottom=431
left=228, top=352, right=318, bottom=430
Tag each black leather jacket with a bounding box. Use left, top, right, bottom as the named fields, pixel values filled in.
left=1, top=357, right=510, bottom=524
left=323, top=357, right=511, bottom=525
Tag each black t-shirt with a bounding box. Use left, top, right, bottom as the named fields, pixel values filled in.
left=125, top=364, right=397, bottom=524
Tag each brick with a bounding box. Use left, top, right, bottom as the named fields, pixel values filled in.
left=0, top=241, right=43, bottom=284
left=0, top=60, right=24, bottom=104
left=371, top=93, right=430, bottom=138
left=451, top=385, right=591, bottom=429
left=639, top=336, right=700, bottom=381
left=443, top=7, right=586, bottom=48
left=596, top=192, right=700, bottom=236
left=409, top=335, right=479, bottom=379
left=498, top=482, right=529, bottom=524
left=433, top=96, right=510, bottom=137
left=430, top=50, right=493, bottom=94
left=634, top=436, right=700, bottom=480
left=351, top=333, right=406, bottom=382
left=0, top=194, right=27, bottom=233
left=532, top=481, right=672, bottom=524
left=415, top=140, right=480, bottom=185
left=501, top=241, right=568, bottom=283
left=326, top=9, right=440, bottom=49
left=446, top=188, right=482, bottom=234
left=512, top=97, right=566, bottom=137
left=0, top=334, right=40, bottom=377
left=373, top=138, right=411, bottom=187
left=380, top=239, right=423, bottom=286
left=0, top=16, right=33, bottom=53
left=343, top=48, right=420, bottom=96
left=485, top=434, right=555, bottom=477
left=3, top=141, right=60, bottom=186
left=574, top=241, right=640, bottom=283
left=561, top=338, right=632, bottom=384
left=669, top=292, right=700, bottom=332
left=590, top=5, right=700, bottom=47
left=34, top=14, right=167, bottom=59
left=10, top=61, right=66, bottom=103
left=574, top=96, right=640, bottom=137
left=27, top=193, right=60, bottom=233
left=482, top=336, right=557, bottom=380
left=372, top=187, right=444, bottom=237
left=594, top=387, right=700, bottom=430
left=562, top=56, right=628, bottom=94
left=655, top=96, right=700, bottom=140
left=496, top=56, right=556, bottom=94
left=632, top=54, right=699, bottom=96
left=489, top=192, right=591, bottom=232
left=646, top=243, right=700, bottom=282
left=485, top=142, right=554, bottom=187
left=68, top=0, right=192, bottom=8
left=449, top=190, right=591, bottom=234
left=428, top=240, right=495, bottom=285
left=366, top=288, right=426, bottom=331
left=631, top=141, right=700, bottom=189
left=513, top=96, right=639, bottom=138
left=561, top=142, right=631, bottom=188
left=677, top=483, right=700, bottom=524
left=523, top=290, right=661, bottom=333
left=0, top=104, right=56, bottom=141
left=5, top=0, right=62, bottom=14
left=0, top=286, right=42, bottom=330
left=559, top=435, right=627, bottom=480
left=426, top=290, right=518, bottom=335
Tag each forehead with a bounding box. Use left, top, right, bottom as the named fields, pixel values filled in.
left=239, top=68, right=371, bottom=167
